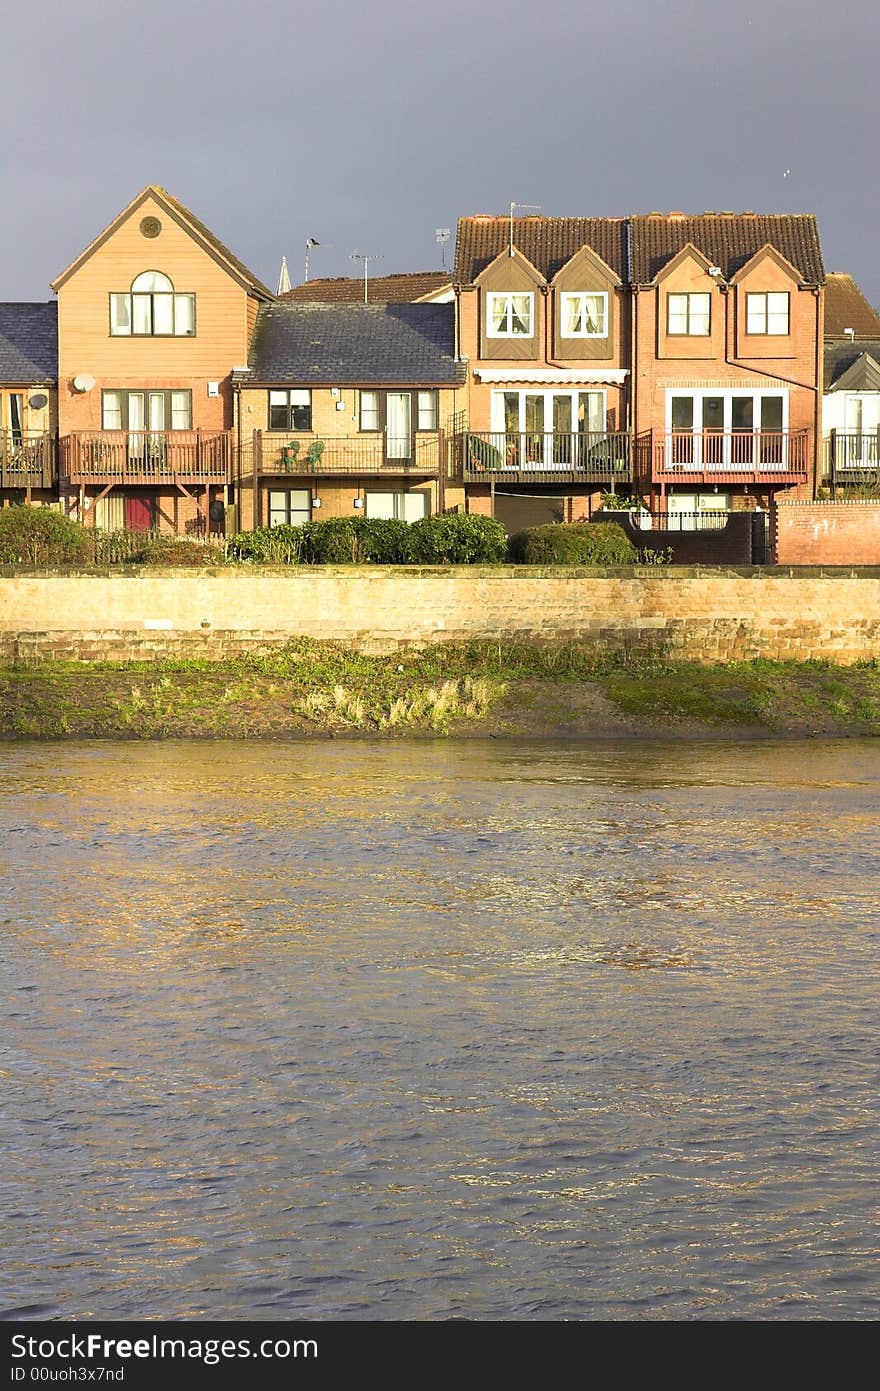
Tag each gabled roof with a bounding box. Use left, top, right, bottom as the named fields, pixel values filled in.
left=629, top=213, right=824, bottom=285
left=454, top=217, right=628, bottom=285
left=0, top=303, right=57, bottom=383
left=472, top=246, right=545, bottom=286
left=824, top=273, right=880, bottom=339
left=280, top=271, right=450, bottom=304
left=825, top=341, right=880, bottom=392
left=238, top=301, right=466, bottom=386
left=50, top=186, right=274, bottom=298
left=453, top=213, right=824, bottom=288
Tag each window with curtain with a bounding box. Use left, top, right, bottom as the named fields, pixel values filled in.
left=487, top=292, right=533, bottom=337
left=110, top=272, right=196, bottom=336
left=360, top=391, right=380, bottom=431
left=101, top=389, right=192, bottom=430
left=560, top=292, right=608, bottom=338
left=417, top=391, right=438, bottom=430
left=667, top=293, right=711, bottom=336
left=746, top=292, right=790, bottom=335
left=268, top=389, right=312, bottom=431
left=269, top=489, right=311, bottom=527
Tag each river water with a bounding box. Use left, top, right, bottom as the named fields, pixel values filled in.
left=1, top=739, right=878, bottom=1321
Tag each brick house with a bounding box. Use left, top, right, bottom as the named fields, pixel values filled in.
left=821, top=272, right=880, bottom=493
left=452, top=212, right=825, bottom=530
left=50, top=186, right=273, bottom=533
left=0, top=303, right=57, bottom=508
left=234, top=300, right=466, bottom=528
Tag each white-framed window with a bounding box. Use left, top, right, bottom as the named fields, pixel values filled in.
left=667, top=292, right=711, bottom=336
left=365, top=491, right=428, bottom=522
left=268, top=488, right=311, bottom=527
left=101, top=389, right=192, bottom=431
left=487, top=291, right=533, bottom=337
left=417, top=390, right=438, bottom=430
left=110, top=272, right=195, bottom=337
left=560, top=291, right=608, bottom=338
left=268, top=389, right=311, bottom=431
left=360, top=390, right=380, bottom=431
left=746, top=291, right=790, bottom=335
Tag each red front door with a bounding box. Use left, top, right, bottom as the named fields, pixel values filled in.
left=125, top=495, right=154, bottom=531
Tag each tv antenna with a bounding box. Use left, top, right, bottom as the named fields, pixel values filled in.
left=350, top=251, right=382, bottom=304
left=435, top=227, right=451, bottom=270
left=304, top=237, right=328, bottom=283
left=509, top=202, right=541, bottom=257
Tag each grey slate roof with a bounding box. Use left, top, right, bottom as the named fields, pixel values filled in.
left=239, top=302, right=465, bottom=386
left=825, top=340, right=880, bottom=392
left=0, top=303, right=57, bottom=383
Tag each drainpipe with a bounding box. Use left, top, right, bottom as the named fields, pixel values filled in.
left=722, top=283, right=822, bottom=500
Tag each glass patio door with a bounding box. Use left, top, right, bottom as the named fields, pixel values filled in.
left=386, top=393, right=412, bottom=461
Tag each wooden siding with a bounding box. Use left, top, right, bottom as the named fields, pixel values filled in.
left=57, top=193, right=252, bottom=432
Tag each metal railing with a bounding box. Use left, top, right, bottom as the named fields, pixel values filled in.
left=453, top=430, right=631, bottom=483
left=653, top=429, right=810, bottom=482
left=60, top=430, right=231, bottom=483
left=630, top=509, right=731, bottom=532
left=824, top=431, right=880, bottom=494
left=0, top=431, right=57, bottom=489
left=255, top=430, right=443, bottom=476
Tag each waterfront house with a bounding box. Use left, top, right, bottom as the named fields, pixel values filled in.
left=0, top=303, right=57, bottom=508
left=50, top=186, right=273, bottom=533
left=233, top=300, right=466, bottom=528
left=452, top=212, right=825, bottom=530
left=821, top=273, right=880, bottom=494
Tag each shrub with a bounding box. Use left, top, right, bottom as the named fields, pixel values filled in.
left=0, top=505, right=92, bottom=565
left=407, top=512, right=508, bottom=564
left=300, top=517, right=413, bottom=564
left=228, top=525, right=304, bottom=564
left=123, top=536, right=228, bottom=566
left=509, top=521, right=637, bottom=565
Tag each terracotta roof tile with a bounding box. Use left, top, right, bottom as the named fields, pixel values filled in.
left=280, top=271, right=450, bottom=304
left=824, top=273, right=880, bottom=339
left=453, top=212, right=825, bottom=286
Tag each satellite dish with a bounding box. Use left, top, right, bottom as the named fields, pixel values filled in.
left=72, top=374, right=95, bottom=393
left=28, top=393, right=49, bottom=410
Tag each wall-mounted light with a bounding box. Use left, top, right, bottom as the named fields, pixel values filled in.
left=312, top=497, right=322, bottom=508
left=330, top=387, right=340, bottom=398
left=353, top=497, right=364, bottom=508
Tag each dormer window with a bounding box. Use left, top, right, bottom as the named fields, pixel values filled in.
left=110, top=272, right=196, bottom=336
left=746, top=291, right=789, bottom=335
left=487, top=291, right=533, bottom=337
left=667, top=292, right=711, bottom=336
left=560, top=291, right=608, bottom=338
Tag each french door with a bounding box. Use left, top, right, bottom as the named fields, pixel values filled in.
left=667, top=391, right=787, bottom=470
left=491, top=390, right=605, bottom=468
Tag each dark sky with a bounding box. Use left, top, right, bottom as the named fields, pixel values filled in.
left=4, top=0, right=878, bottom=303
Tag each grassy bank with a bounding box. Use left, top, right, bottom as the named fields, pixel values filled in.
left=3, top=640, right=880, bottom=740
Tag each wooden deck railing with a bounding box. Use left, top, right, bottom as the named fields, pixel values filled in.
left=0, top=431, right=57, bottom=489
left=652, top=430, right=810, bottom=484
left=452, top=430, right=631, bottom=484
left=60, top=431, right=231, bottom=484
left=254, top=430, right=443, bottom=476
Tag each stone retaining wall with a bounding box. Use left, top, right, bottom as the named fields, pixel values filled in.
left=4, top=566, right=880, bottom=664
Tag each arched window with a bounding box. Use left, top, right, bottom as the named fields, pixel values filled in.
left=110, top=272, right=195, bottom=337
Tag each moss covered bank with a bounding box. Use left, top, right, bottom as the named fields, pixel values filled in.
left=3, top=640, right=880, bottom=741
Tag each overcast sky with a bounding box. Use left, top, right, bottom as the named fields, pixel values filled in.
left=3, top=0, right=878, bottom=303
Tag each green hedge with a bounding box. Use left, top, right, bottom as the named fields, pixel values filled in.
left=508, top=521, right=637, bottom=565
left=0, top=506, right=92, bottom=565
left=228, top=525, right=305, bottom=564
left=407, top=513, right=508, bottom=564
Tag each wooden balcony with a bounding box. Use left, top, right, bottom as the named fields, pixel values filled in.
left=823, top=432, right=880, bottom=494
left=255, top=430, right=443, bottom=477
left=60, top=430, right=232, bottom=485
left=652, top=430, right=810, bottom=486
left=0, top=431, right=57, bottom=490
left=453, top=430, right=631, bottom=485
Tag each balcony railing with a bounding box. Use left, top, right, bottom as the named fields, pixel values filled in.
left=255, top=431, right=443, bottom=476
left=0, top=431, right=57, bottom=489
left=60, top=431, right=231, bottom=484
left=652, top=430, right=810, bottom=484
left=823, top=432, right=880, bottom=493
left=453, top=430, right=631, bottom=484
